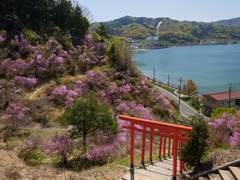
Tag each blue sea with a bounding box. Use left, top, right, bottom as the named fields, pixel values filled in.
left=132, top=44, right=240, bottom=95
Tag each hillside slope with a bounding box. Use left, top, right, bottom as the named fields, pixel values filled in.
left=212, top=17, right=240, bottom=27
left=91, top=16, right=240, bottom=40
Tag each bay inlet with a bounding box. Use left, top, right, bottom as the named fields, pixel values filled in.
left=133, top=44, right=240, bottom=95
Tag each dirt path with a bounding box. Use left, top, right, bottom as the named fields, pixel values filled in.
left=29, top=85, right=46, bottom=100
left=27, top=123, right=72, bottom=131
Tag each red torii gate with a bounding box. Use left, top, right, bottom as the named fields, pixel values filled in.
left=119, top=115, right=192, bottom=180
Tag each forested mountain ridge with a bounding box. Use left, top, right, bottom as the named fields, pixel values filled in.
left=212, top=17, right=240, bottom=27
left=92, top=16, right=240, bottom=41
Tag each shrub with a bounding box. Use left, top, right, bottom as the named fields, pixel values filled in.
left=179, top=114, right=209, bottom=167
left=86, top=145, right=117, bottom=165
left=42, top=132, right=74, bottom=165
left=153, top=107, right=170, bottom=118
left=170, top=99, right=179, bottom=110
left=27, top=98, right=54, bottom=125
left=23, top=28, right=40, bottom=46
left=57, top=90, right=118, bottom=155
left=7, top=33, right=32, bottom=60
left=51, top=85, right=79, bottom=107
left=208, top=112, right=231, bottom=147
left=209, top=110, right=240, bottom=147
left=0, top=79, right=22, bottom=109
left=116, top=101, right=154, bottom=120
left=3, top=102, right=32, bottom=141
left=211, top=107, right=238, bottom=118
left=18, top=133, right=42, bottom=161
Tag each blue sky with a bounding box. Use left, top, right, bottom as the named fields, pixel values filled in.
left=79, top=0, right=240, bottom=23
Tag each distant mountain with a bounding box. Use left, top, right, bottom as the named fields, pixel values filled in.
left=212, top=17, right=240, bottom=27
left=90, top=16, right=240, bottom=41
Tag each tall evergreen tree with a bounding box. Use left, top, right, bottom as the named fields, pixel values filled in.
left=57, top=91, right=118, bottom=154
left=71, top=5, right=89, bottom=37
left=0, top=0, right=90, bottom=38
left=95, top=22, right=111, bottom=53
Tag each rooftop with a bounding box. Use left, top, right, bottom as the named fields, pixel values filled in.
left=203, top=91, right=240, bottom=101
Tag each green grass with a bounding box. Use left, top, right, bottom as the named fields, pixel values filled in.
left=154, top=83, right=174, bottom=93
left=188, top=102, right=197, bottom=110
left=27, top=152, right=47, bottom=166
left=116, top=155, right=167, bottom=167
left=188, top=102, right=202, bottom=111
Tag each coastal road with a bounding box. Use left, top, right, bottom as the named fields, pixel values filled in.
left=155, top=86, right=209, bottom=121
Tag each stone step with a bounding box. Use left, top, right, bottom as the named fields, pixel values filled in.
left=208, top=173, right=222, bottom=180
left=228, top=166, right=240, bottom=180
left=121, top=157, right=180, bottom=180
left=218, top=170, right=235, bottom=180
left=198, top=177, right=210, bottom=180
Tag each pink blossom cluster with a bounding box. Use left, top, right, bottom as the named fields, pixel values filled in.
left=86, top=131, right=124, bottom=164
left=27, top=133, right=42, bottom=150
left=0, top=34, right=72, bottom=82
left=29, top=53, right=66, bottom=78
left=0, top=34, right=6, bottom=43
left=5, top=102, right=32, bottom=129
left=1, top=58, right=30, bottom=78
left=46, top=37, right=63, bottom=54
left=12, top=76, right=37, bottom=88
left=84, top=70, right=108, bottom=91
left=208, top=111, right=240, bottom=147
left=119, top=84, right=131, bottom=93
left=10, top=33, right=31, bottom=56
left=0, top=80, right=21, bottom=104
left=116, top=101, right=154, bottom=120
left=42, top=132, right=74, bottom=160
left=51, top=86, right=79, bottom=107
left=77, top=35, right=106, bottom=71
left=86, top=145, right=117, bottom=165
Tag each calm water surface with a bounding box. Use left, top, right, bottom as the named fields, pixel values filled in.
left=133, top=44, right=240, bottom=95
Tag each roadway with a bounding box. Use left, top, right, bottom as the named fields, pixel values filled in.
left=155, top=86, right=209, bottom=121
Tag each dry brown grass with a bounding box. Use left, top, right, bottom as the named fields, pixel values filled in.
left=0, top=130, right=174, bottom=180
left=183, top=147, right=240, bottom=176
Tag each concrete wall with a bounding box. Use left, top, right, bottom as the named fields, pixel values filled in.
left=203, top=96, right=238, bottom=115
left=202, top=96, right=217, bottom=109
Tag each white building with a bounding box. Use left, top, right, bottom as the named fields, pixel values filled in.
left=146, top=36, right=158, bottom=41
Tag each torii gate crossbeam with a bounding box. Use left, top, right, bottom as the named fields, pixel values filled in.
left=119, top=115, right=192, bottom=180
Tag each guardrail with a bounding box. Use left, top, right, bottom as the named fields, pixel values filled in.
left=119, top=115, right=193, bottom=180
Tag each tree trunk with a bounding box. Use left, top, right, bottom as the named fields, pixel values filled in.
left=63, top=156, right=67, bottom=166
left=83, top=122, right=87, bottom=155
left=83, top=132, right=86, bottom=155
left=5, top=101, right=9, bottom=109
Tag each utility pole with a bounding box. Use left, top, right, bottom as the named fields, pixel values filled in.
left=228, top=83, right=235, bottom=108
left=168, top=74, right=170, bottom=90
left=178, top=77, right=185, bottom=106
left=153, top=67, right=155, bottom=84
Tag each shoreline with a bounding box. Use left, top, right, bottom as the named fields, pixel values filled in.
left=134, top=44, right=240, bottom=95
left=143, top=75, right=203, bottom=99
left=135, top=43, right=240, bottom=51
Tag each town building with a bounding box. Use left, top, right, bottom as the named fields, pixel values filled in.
left=202, top=91, right=240, bottom=116
left=145, top=36, right=158, bottom=41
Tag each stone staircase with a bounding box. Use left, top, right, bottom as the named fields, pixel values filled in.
left=122, top=157, right=180, bottom=180
left=190, top=159, right=240, bottom=180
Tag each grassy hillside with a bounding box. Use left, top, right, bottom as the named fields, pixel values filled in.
left=90, top=16, right=240, bottom=41
left=0, top=21, right=181, bottom=178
